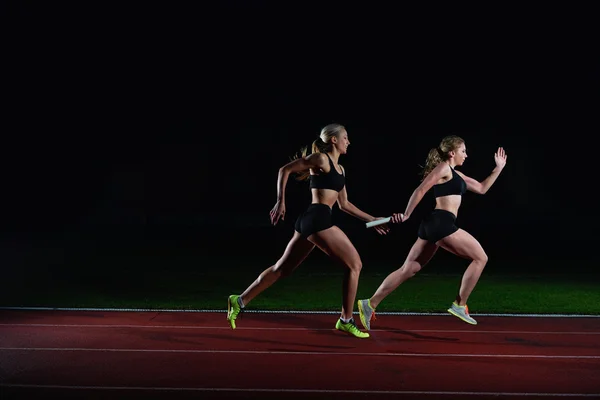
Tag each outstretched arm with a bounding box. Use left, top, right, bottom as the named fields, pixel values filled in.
left=337, top=186, right=375, bottom=222
left=337, top=166, right=390, bottom=234
left=270, top=153, right=328, bottom=225
left=455, top=147, right=507, bottom=195
left=400, top=162, right=451, bottom=221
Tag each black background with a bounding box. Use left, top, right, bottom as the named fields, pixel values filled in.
left=2, top=2, right=598, bottom=277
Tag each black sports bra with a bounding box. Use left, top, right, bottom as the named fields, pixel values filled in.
left=433, top=167, right=467, bottom=197
left=309, top=154, right=345, bottom=192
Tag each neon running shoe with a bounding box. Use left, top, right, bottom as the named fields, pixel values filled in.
left=357, top=299, right=376, bottom=330
left=335, top=318, right=370, bottom=338
left=447, top=301, right=477, bottom=325
left=227, top=295, right=242, bottom=329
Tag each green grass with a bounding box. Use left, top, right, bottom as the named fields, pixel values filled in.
left=2, top=263, right=600, bottom=314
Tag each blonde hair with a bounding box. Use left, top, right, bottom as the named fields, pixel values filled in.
left=421, top=135, right=465, bottom=179
left=294, top=123, right=346, bottom=181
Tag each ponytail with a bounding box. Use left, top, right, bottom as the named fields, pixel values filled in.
left=293, top=138, right=330, bottom=181
left=421, top=147, right=443, bottom=180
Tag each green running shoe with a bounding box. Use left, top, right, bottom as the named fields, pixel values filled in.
left=335, top=318, right=370, bottom=338
left=227, top=295, right=242, bottom=329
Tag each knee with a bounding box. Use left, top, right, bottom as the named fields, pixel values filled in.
left=402, top=261, right=421, bottom=276
left=273, top=261, right=294, bottom=279
left=475, top=251, right=488, bottom=267
left=481, top=251, right=489, bottom=265
left=272, top=265, right=287, bottom=279
left=347, top=260, right=362, bottom=273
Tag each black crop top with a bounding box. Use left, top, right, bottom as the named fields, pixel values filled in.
left=433, top=167, right=467, bottom=198
left=309, top=154, right=345, bottom=192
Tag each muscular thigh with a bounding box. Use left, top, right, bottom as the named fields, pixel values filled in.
left=275, top=231, right=315, bottom=272
left=405, top=238, right=439, bottom=266
left=437, top=229, right=486, bottom=260
left=308, top=226, right=361, bottom=268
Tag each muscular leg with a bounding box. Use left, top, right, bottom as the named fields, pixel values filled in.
left=370, top=238, right=438, bottom=309
left=437, top=229, right=488, bottom=306
left=240, top=231, right=315, bottom=305
left=308, top=226, right=362, bottom=320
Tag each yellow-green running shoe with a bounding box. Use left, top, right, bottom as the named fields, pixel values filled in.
left=357, top=299, right=376, bottom=330
left=447, top=301, right=477, bottom=325
left=227, top=294, right=242, bottom=329
left=335, top=318, right=370, bottom=338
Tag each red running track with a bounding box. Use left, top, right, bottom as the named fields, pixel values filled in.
left=0, top=310, right=599, bottom=399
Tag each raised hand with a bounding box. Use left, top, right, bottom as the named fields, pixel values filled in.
left=495, top=147, right=507, bottom=169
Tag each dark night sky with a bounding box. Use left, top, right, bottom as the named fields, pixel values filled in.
left=2, top=3, right=598, bottom=265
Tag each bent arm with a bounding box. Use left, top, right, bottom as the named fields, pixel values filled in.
left=276, top=153, right=327, bottom=202
left=455, top=167, right=503, bottom=195
left=456, top=147, right=507, bottom=194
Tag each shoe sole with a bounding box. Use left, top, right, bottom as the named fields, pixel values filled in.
left=447, top=308, right=477, bottom=325
left=335, top=321, right=370, bottom=339
left=337, top=327, right=370, bottom=339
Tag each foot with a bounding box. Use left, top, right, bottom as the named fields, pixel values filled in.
left=357, top=299, right=376, bottom=330
left=227, top=295, right=242, bottom=329
left=447, top=301, right=477, bottom=325
left=335, top=318, right=370, bottom=338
